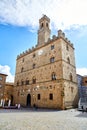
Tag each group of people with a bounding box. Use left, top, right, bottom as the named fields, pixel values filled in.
left=15, top=104, right=21, bottom=109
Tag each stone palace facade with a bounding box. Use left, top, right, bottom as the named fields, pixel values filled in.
left=14, top=15, right=78, bottom=109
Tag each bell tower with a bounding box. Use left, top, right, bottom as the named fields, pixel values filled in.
left=37, top=15, right=51, bottom=46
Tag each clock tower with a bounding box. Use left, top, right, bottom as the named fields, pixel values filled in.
left=37, top=15, right=51, bottom=46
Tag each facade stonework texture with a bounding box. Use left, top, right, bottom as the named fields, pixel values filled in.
left=14, top=15, right=78, bottom=109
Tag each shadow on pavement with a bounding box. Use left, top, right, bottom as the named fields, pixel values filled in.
left=0, top=107, right=60, bottom=113
left=76, top=111, right=87, bottom=118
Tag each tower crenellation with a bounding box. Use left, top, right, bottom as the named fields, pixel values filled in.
left=58, top=29, right=74, bottom=47
left=17, top=30, right=74, bottom=59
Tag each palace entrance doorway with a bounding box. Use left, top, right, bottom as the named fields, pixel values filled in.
left=26, top=94, right=31, bottom=107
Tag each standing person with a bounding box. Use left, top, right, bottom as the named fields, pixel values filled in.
left=18, top=104, right=20, bottom=109
left=81, top=106, right=84, bottom=113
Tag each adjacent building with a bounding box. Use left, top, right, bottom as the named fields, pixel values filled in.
left=0, top=73, right=7, bottom=105
left=14, top=15, right=78, bottom=109
left=77, top=75, right=87, bottom=109
left=4, top=82, right=14, bottom=106
left=77, top=74, right=83, bottom=98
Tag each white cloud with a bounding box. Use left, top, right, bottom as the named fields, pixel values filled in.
left=0, top=65, right=14, bottom=83
left=0, top=0, right=87, bottom=30
left=76, top=68, right=87, bottom=76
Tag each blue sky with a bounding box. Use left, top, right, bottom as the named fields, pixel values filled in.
left=0, top=0, right=87, bottom=82
left=0, top=24, right=37, bottom=73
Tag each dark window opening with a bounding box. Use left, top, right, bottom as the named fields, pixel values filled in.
left=41, top=23, right=43, bottom=28
left=37, top=94, right=40, bottom=100
left=49, top=93, right=53, bottom=100
left=17, top=81, right=19, bottom=86
left=51, top=45, right=54, bottom=50
left=49, top=85, right=52, bottom=89
left=33, top=53, right=36, bottom=58
left=50, top=57, right=55, bottom=63
left=26, top=80, right=29, bottom=85
left=52, top=73, right=56, bottom=80
left=32, top=78, right=36, bottom=84
left=33, top=64, right=36, bottom=69
left=46, top=22, right=48, bottom=27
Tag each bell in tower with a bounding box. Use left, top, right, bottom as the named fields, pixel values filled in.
left=37, top=15, right=51, bottom=46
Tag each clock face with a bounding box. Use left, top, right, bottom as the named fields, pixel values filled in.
left=38, top=49, right=43, bottom=55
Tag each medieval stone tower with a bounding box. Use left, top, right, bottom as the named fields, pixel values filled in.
left=14, top=15, right=78, bottom=109
left=38, top=15, right=51, bottom=45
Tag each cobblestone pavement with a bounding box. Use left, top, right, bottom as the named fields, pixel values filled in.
left=0, top=108, right=87, bottom=130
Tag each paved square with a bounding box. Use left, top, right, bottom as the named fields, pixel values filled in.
left=0, top=108, right=87, bottom=130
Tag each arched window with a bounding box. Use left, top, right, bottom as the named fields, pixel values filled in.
left=26, top=79, right=29, bottom=85
left=51, top=45, right=54, bottom=50
left=67, top=57, right=70, bottom=64
left=21, top=80, right=24, bottom=85
left=32, top=77, right=36, bottom=84
left=50, top=57, right=55, bottom=63
left=46, top=22, right=48, bottom=27
left=52, top=72, right=56, bottom=80
left=70, top=73, right=73, bottom=81
left=41, top=23, right=43, bottom=28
